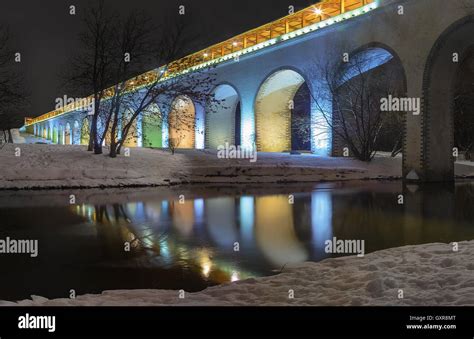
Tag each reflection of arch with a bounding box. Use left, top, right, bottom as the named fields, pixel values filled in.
left=65, top=123, right=72, bottom=145
left=42, top=125, right=48, bottom=139
left=169, top=96, right=196, bottom=149
left=48, top=125, right=53, bottom=140
left=255, top=69, right=311, bottom=152
left=142, top=103, right=162, bottom=148
left=73, top=121, right=80, bottom=145
left=81, top=118, right=89, bottom=145
left=206, top=84, right=241, bottom=148
left=206, top=198, right=238, bottom=247
left=423, top=16, right=474, bottom=181
left=334, top=43, right=407, bottom=159
left=170, top=200, right=194, bottom=236
left=255, top=196, right=307, bottom=266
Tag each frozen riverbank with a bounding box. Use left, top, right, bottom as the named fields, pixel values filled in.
left=0, top=144, right=407, bottom=190
left=3, top=240, right=473, bottom=306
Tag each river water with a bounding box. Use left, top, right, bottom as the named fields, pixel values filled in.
left=0, top=181, right=473, bottom=301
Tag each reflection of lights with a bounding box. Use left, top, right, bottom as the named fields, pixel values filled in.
left=240, top=197, right=254, bottom=243
left=202, top=263, right=211, bottom=277
left=311, top=190, right=333, bottom=252
left=231, top=271, right=239, bottom=282
left=161, top=200, right=169, bottom=215
left=159, top=239, right=171, bottom=262
left=194, top=199, right=204, bottom=223
left=199, top=250, right=213, bottom=278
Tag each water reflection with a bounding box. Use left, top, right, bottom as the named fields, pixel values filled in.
left=71, top=182, right=474, bottom=286
left=1, top=182, right=474, bottom=301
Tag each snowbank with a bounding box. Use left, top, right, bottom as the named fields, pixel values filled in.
left=0, top=129, right=24, bottom=144
left=4, top=240, right=473, bottom=306
left=0, top=144, right=403, bottom=190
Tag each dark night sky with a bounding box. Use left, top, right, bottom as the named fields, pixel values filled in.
left=0, top=0, right=315, bottom=119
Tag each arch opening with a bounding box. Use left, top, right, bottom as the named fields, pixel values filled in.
left=53, top=125, right=58, bottom=144
left=81, top=118, right=90, bottom=145
left=255, top=69, right=311, bottom=152
left=65, top=123, right=72, bottom=145
left=142, top=103, right=163, bottom=148
left=206, top=84, right=241, bottom=149
left=169, top=96, right=196, bottom=149
left=121, top=109, right=138, bottom=147
left=423, top=17, right=474, bottom=181
left=454, top=47, right=474, bottom=163
left=333, top=45, right=407, bottom=162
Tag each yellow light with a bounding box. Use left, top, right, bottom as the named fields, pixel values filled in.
left=202, top=263, right=211, bottom=277
left=314, top=7, right=323, bottom=16
left=203, top=53, right=209, bottom=58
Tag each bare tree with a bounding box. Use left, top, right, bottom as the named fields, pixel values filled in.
left=308, top=46, right=405, bottom=161
left=63, top=0, right=116, bottom=154
left=0, top=25, right=28, bottom=145
left=64, top=2, right=217, bottom=157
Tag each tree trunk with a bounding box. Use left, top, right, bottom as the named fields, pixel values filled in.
left=88, top=117, right=95, bottom=152
left=116, top=142, right=123, bottom=155
left=7, top=129, right=13, bottom=143
left=109, top=139, right=117, bottom=158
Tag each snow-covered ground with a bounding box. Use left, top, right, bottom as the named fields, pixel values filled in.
left=2, top=140, right=473, bottom=190
left=0, top=142, right=408, bottom=190
left=3, top=240, right=472, bottom=306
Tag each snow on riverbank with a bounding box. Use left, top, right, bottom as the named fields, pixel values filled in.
left=0, top=144, right=404, bottom=190
left=3, top=240, right=473, bottom=306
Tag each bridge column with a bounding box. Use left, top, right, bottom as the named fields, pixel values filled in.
left=403, top=62, right=424, bottom=181
left=239, top=93, right=256, bottom=151
left=309, top=84, right=332, bottom=157
left=194, top=101, right=205, bottom=149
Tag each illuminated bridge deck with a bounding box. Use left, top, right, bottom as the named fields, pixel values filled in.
left=25, top=0, right=377, bottom=127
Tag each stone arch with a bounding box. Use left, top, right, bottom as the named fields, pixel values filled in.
left=254, top=68, right=312, bottom=152
left=333, top=42, right=407, bottom=161
left=142, top=103, right=163, bottom=148
left=169, top=95, right=196, bottom=149
left=422, top=15, right=474, bottom=181
left=206, top=83, right=241, bottom=149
